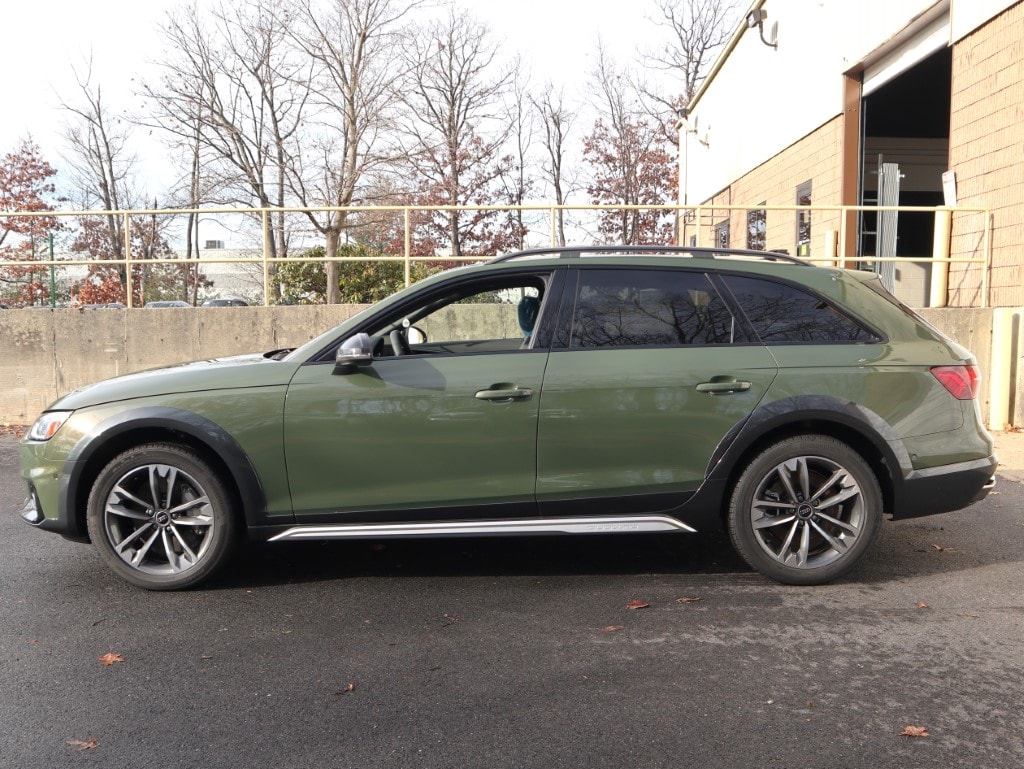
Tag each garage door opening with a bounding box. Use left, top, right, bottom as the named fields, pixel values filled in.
left=860, top=47, right=951, bottom=307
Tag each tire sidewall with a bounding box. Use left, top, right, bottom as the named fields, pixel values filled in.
left=728, top=435, right=883, bottom=586
left=86, top=443, right=237, bottom=590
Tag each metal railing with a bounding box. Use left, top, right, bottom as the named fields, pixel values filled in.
left=0, top=202, right=994, bottom=308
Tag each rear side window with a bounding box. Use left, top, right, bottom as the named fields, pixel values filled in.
left=571, top=269, right=741, bottom=348
left=722, top=275, right=877, bottom=343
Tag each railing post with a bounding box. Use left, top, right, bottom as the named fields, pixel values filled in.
left=929, top=209, right=952, bottom=308
left=262, top=210, right=271, bottom=306
left=123, top=212, right=133, bottom=308
left=823, top=230, right=838, bottom=266
left=839, top=206, right=848, bottom=264
left=404, top=208, right=412, bottom=287
left=550, top=207, right=557, bottom=246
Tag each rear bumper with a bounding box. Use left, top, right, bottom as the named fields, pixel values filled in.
left=892, top=454, right=998, bottom=519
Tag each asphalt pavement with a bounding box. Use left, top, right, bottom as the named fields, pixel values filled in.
left=1, top=432, right=1022, bottom=769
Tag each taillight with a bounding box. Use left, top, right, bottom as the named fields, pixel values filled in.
left=930, top=365, right=981, bottom=400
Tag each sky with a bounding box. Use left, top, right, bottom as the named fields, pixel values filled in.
left=0, top=0, right=694, bottom=251
left=0, top=0, right=681, bottom=170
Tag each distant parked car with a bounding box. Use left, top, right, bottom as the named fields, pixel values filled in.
left=145, top=300, right=191, bottom=308
left=201, top=297, right=249, bottom=307
left=80, top=303, right=126, bottom=309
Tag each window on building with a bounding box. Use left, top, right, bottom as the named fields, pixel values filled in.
left=796, top=181, right=812, bottom=257
left=571, top=269, right=741, bottom=348
left=721, top=275, right=879, bottom=343
left=747, top=205, right=766, bottom=250
left=715, top=220, right=730, bottom=249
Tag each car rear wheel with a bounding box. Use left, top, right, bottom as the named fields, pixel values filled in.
left=727, top=435, right=882, bottom=585
left=86, top=443, right=237, bottom=590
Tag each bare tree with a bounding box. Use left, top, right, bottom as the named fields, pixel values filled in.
left=59, top=60, right=138, bottom=290
left=584, top=44, right=677, bottom=245
left=143, top=0, right=311, bottom=297
left=635, top=0, right=738, bottom=141
left=288, top=0, right=414, bottom=303
left=642, top=0, right=737, bottom=104
left=499, top=70, right=534, bottom=251
left=531, top=83, right=576, bottom=246
left=398, top=8, right=515, bottom=257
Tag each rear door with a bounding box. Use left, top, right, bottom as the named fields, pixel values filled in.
left=536, top=267, right=778, bottom=514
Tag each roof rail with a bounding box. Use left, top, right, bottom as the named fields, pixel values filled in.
left=486, top=245, right=813, bottom=266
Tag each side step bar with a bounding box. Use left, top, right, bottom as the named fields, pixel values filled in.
left=268, top=515, right=696, bottom=542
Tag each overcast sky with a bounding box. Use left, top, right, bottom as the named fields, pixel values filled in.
left=1, top=0, right=684, bottom=184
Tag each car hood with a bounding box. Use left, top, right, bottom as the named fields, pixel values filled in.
left=50, top=353, right=300, bottom=411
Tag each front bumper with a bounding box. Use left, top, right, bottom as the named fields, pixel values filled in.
left=892, top=454, right=998, bottom=519
left=20, top=441, right=90, bottom=542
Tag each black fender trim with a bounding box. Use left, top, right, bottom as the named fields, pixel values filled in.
left=672, top=396, right=912, bottom=530
left=58, top=407, right=270, bottom=539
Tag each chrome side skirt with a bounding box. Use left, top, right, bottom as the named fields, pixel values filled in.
left=267, top=515, right=696, bottom=542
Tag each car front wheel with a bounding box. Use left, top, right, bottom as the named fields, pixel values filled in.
left=86, top=443, right=237, bottom=590
left=727, top=435, right=883, bottom=585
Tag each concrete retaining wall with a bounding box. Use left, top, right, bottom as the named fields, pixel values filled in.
left=2, top=306, right=1021, bottom=427
left=1, top=306, right=368, bottom=425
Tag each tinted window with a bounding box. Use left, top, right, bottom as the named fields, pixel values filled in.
left=723, top=275, right=876, bottom=343
left=571, top=270, right=738, bottom=348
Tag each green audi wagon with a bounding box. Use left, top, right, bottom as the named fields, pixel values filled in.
left=20, top=246, right=997, bottom=589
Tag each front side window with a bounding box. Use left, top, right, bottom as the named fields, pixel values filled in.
left=571, top=269, right=740, bottom=348
left=348, top=274, right=552, bottom=359
left=722, top=275, right=877, bottom=343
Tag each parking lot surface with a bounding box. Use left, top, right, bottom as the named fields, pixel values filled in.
left=2, top=433, right=1022, bottom=768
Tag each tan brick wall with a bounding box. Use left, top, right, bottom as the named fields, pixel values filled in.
left=689, top=118, right=845, bottom=261
left=949, top=1, right=1024, bottom=307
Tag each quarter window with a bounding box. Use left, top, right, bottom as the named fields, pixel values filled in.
left=571, top=270, right=740, bottom=348
left=722, top=275, right=877, bottom=343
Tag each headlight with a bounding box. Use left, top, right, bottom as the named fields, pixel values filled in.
left=27, top=411, right=73, bottom=441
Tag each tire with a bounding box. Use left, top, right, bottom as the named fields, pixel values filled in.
left=86, top=443, right=238, bottom=590
left=727, top=435, right=883, bottom=586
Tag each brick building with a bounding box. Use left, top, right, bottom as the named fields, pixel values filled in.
left=679, top=0, right=1024, bottom=309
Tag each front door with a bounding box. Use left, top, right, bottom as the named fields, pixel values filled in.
left=283, top=271, right=559, bottom=522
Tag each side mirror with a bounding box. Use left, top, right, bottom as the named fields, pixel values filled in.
left=334, top=332, right=374, bottom=373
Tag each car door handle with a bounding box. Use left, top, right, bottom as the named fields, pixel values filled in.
left=475, top=385, right=534, bottom=402
left=695, top=378, right=751, bottom=394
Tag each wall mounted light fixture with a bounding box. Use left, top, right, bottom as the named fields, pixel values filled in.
left=746, top=9, right=778, bottom=50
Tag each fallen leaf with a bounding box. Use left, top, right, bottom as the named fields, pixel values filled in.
left=625, top=600, right=650, bottom=610
left=931, top=544, right=954, bottom=552
left=806, top=700, right=816, bottom=708
left=333, top=682, right=356, bottom=695
left=675, top=596, right=702, bottom=604
left=901, top=725, right=929, bottom=738
left=0, top=424, right=27, bottom=438
left=98, top=652, right=124, bottom=667
left=602, top=625, right=624, bottom=632
left=916, top=602, right=930, bottom=609
left=67, top=737, right=98, bottom=751
left=442, top=613, right=460, bottom=625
